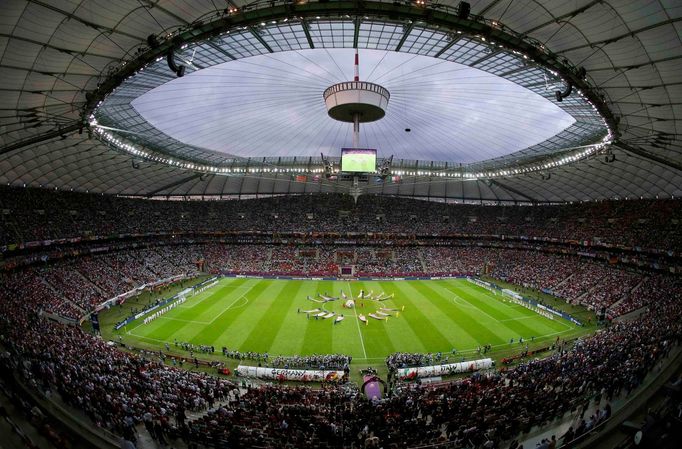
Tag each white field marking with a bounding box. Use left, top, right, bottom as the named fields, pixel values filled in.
left=127, top=332, right=169, bottom=344
left=125, top=320, right=147, bottom=335
left=498, top=315, right=547, bottom=323
left=461, top=284, right=573, bottom=329
left=204, top=295, right=250, bottom=325
left=156, top=316, right=212, bottom=325
left=350, top=327, right=578, bottom=361
left=190, top=281, right=258, bottom=322
left=154, top=297, right=251, bottom=326
left=128, top=290, right=254, bottom=335
left=128, top=324, right=578, bottom=362
left=178, top=282, right=250, bottom=309
left=126, top=296, right=250, bottom=341
left=347, top=281, right=368, bottom=359
left=451, top=294, right=480, bottom=310
left=450, top=292, right=500, bottom=323
left=126, top=326, right=577, bottom=361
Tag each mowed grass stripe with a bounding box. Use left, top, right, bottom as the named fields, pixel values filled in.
left=456, top=282, right=582, bottom=344
left=417, top=280, right=508, bottom=346
left=409, top=280, right=495, bottom=349
left=328, top=281, right=366, bottom=358
left=300, top=281, right=339, bottom=356
left=275, top=280, right=327, bottom=356
left=268, top=280, right=321, bottom=356
left=460, top=282, right=569, bottom=339
left=458, top=284, right=573, bottom=335
left=180, top=278, right=252, bottom=322
left=188, top=279, right=272, bottom=346
left=359, top=281, right=415, bottom=358
left=131, top=278, right=251, bottom=341
left=448, top=284, right=549, bottom=338
left=122, top=277, right=592, bottom=363
left=387, top=281, right=458, bottom=352
left=239, top=280, right=306, bottom=353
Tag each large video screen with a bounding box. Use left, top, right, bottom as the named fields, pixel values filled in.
left=341, top=148, right=377, bottom=173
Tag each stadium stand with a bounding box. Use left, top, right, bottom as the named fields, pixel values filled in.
left=0, top=187, right=680, bottom=448
left=1, top=256, right=679, bottom=448
left=2, top=187, right=681, bottom=253
left=2, top=1, right=681, bottom=448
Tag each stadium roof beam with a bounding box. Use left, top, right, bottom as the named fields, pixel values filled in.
left=471, top=49, right=505, bottom=67
left=0, top=122, right=81, bottom=156
left=143, top=1, right=190, bottom=26
left=520, top=0, right=603, bottom=36
left=301, top=19, right=315, bottom=49
left=145, top=173, right=203, bottom=198
left=497, top=64, right=532, bottom=78
left=616, top=142, right=682, bottom=173
left=394, top=22, right=414, bottom=52
left=25, top=0, right=146, bottom=41
left=248, top=27, right=274, bottom=53
left=434, top=34, right=466, bottom=58
left=478, top=0, right=505, bottom=16
left=0, top=64, right=97, bottom=77
left=586, top=55, right=682, bottom=72
left=206, top=41, right=237, bottom=60
left=82, top=1, right=618, bottom=138
left=488, top=179, right=538, bottom=203
left=556, top=17, right=682, bottom=54
left=76, top=1, right=619, bottom=188
left=0, top=33, right=120, bottom=61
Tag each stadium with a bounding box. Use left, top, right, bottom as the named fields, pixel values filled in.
left=0, top=1, right=681, bottom=449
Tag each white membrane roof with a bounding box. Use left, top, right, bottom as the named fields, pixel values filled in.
left=131, top=49, right=575, bottom=162
left=0, top=0, right=680, bottom=202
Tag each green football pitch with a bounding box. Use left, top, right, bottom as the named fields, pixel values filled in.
left=108, top=277, right=592, bottom=365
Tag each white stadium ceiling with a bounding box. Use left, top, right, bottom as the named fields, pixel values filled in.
left=130, top=49, right=575, bottom=162
left=0, top=0, right=681, bottom=203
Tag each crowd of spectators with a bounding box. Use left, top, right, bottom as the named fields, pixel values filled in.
left=266, top=354, right=351, bottom=370
left=491, top=251, right=581, bottom=291
left=2, top=186, right=681, bottom=253
left=607, top=274, right=682, bottom=318
left=30, top=247, right=201, bottom=319
left=12, top=240, right=675, bottom=322
left=187, top=293, right=681, bottom=448
left=176, top=345, right=354, bottom=370
left=385, top=351, right=456, bottom=370
left=543, top=261, right=643, bottom=313
left=0, top=268, right=238, bottom=442
left=0, top=193, right=679, bottom=448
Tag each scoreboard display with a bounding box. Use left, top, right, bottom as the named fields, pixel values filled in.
left=341, top=148, right=376, bottom=173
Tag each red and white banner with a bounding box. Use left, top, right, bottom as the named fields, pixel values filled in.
left=397, top=358, right=493, bottom=380
left=236, top=365, right=345, bottom=383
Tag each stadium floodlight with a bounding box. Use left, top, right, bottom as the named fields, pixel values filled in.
left=379, top=155, right=394, bottom=180
left=321, top=153, right=334, bottom=179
